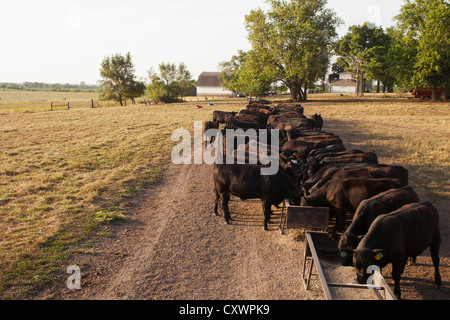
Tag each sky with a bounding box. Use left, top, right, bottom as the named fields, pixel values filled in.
left=0, top=0, right=405, bottom=84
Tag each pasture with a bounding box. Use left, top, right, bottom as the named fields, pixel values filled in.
left=0, top=91, right=448, bottom=298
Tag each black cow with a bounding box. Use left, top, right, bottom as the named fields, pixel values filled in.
left=281, top=136, right=343, bottom=160
left=269, top=117, right=314, bottom=131
left=338, top=186, right=419, bottom=266
left=226, top=115, right=267, bottom=130
left=271, top=104, right=304, bottom=115
left=286, top=128, right=332, bottom=141
left=300, top=177, right=404, bottom=231
left=202, top=121, right=219, bottom=145
left=353, top=201, right=441, bottom=299
left=246, top=104, right=273, bottom=114
left=304, top=153, right=378, bottom=177
left=238, top=109, right=270, bottom=123
left=303, top=164, right=408, bottom=195
left=307, top=143, right=346, bottom=158
left=213, top=164, right=300, bottom=230
left=213, top=110, right=237, bottom=123
left=312, top=113, right=323, bottom=130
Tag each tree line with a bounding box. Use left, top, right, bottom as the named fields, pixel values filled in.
left=219, top=0, right=449, bottom=101
left=0, top=82, right=98, bottom=92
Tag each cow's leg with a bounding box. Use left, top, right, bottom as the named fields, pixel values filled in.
left=262, top=198, right=272, bottom=231
left=334, top=208, right=347, bottom=232
left=430, top=236, right=442, bottom=289
left=222, top=193, right=232, bottom=224
left=214, top=187, right=220, bottom=216
left=392, top=258, right=407, bottom=299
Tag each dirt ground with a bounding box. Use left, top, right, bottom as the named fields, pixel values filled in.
left=36, top=114, right=450, bottom=301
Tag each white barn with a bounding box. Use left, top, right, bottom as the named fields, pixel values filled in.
left=329, top=71, right=375, bottom=93
left=330, top=79, right=357, bottom=93
left=197, top=72, right=233, bottom=96
left=329, top=72, right=356, bottom=93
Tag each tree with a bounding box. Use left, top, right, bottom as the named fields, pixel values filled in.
left=147, top=62, right=195, bottom=102
left=334, top=22, right=391, bottom=96
left=394, top=0, right=450, bottom=100
left=219, top=50, right=274, bottom=96
left=98, top=52, right=145, bottom=106
left=218, top=50, right=248, bottom=93
left=176, top=63, right=196, bottom=99
left=236, top=50, right=276, bottom=97
left=244, top=0, right=341, bottom=101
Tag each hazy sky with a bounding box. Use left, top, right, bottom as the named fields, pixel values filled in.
left=0, top=0, right=405, bottom=84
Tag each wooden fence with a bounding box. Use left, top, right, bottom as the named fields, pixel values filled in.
left=50, top=99, right=96, bottom=111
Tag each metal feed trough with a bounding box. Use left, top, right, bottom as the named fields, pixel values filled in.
left=279, top=201, right=329, bottom=234
left=278, top=203, right=396, bottom=300
left=301, top=231, right=397, bottom=300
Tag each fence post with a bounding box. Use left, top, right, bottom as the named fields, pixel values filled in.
left=67, top=102, right=70, bottom=110
left=51, top=102, right=53, bottom=111
left=91, top=99, right=94, bottom=108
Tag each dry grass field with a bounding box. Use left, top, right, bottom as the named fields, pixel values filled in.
left=0, top=91, right=448, bottom=298
left=0, top=95, right=247, bottom=297
left=0, top=90, right=102, bottom=112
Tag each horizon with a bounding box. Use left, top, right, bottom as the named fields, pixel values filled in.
left=0, top=0, right=405, bottom=84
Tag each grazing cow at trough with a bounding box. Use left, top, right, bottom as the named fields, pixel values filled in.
left=213, top=110, right=237, bottom=124
left=202, top=121, right=219, bottom=145
left=301, top=163, right=379, bottom=189
left=271, top=104, right=304, bottom=115
left=353, top=201, right=441, bottom=299
left=238, top=109, right=270, bottom=123
left=213, top=164, right=301, bottom=230
left=338, top=186, right=420, bottom=266
left=286, top=128, right=331, bottom=141
left=281, top=136, right=343, bottom=160
left=304, top=153, right=378, bottom=177
left=300, top=177, right=404, bottom=231
left=307, top=143, right=346, bottom=158
left=226, top=115, right=267, bottom=130
left=246, top=104, right=273, bottom=114
left=269, top=117, right=314, bottom=131
left=302, top=164, right=409, bottom=195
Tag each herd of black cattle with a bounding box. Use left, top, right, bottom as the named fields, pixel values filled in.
left=204, top=102, right=442, bottom=299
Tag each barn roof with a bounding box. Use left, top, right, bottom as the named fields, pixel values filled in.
left=330, top=79, right=356, bottom=86
left=197, top=72, right=223, bottom=87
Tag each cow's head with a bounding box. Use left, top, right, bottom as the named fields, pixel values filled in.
left=353, top=248, right=385, bottom=284
left=338, top=233, right=365, bottom=266
left=306, top=157, right=325, bottom=177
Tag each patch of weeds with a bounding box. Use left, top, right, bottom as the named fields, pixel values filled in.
left=288, top=228, right=306, bottom=241
left=94, top=207, right=126, bottom=225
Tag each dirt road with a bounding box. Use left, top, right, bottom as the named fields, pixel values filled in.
left=39, top=161, right=322, bottom=300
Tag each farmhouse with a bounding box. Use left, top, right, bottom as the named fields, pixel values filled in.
left=197, top=72, right=233, bottom=96
left=329, top=71, right=375, bottom=93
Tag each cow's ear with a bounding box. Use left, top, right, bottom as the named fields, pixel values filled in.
left=372, top=249, right=385, bottom=261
